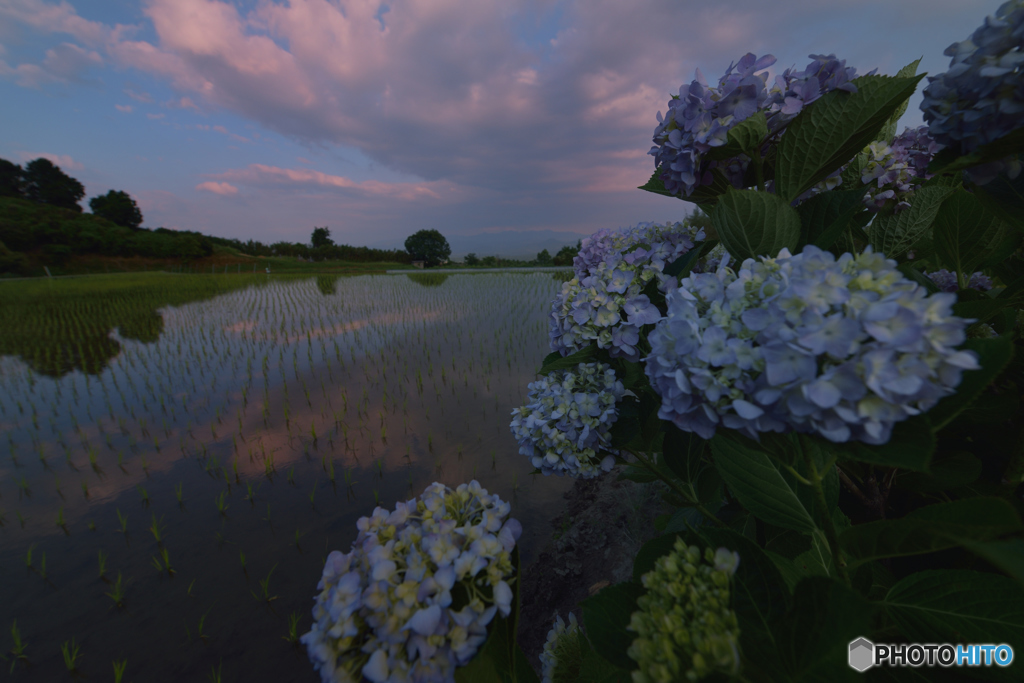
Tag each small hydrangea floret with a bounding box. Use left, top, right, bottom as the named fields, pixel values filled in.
left=549, top=221, right=708, bottom=360
left=627, top=539, right=741, bottom=683
left=540, top=612, right=582, bottom=683
left=925, top=269, right=994, bottom=293
left=645, top=246, right=980, bottom=445
left=510, top=362, right=625, bottom=479
left=301, top=481, right=522, bottom=683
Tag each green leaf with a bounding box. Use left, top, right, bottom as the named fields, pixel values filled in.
left=750, top=577, right=873, bottom=682
left=775, top=73, right=925, bottom=202
left=876, top=58, right=922, bottom=143
left=961, top=539, right=1024, bottom=586
left=577, top=636, right=632, bottom=682
left=710, top=188, right=802, bottom=262
left=637, top=167, right=675, bottom=199
left=928, top=127, right=1024, bottom=177
left=883, top=569, right=1024, bottom=648
left=661, top=425, right=706, bottom=489
left=933, top=189, right=1015, bottom=277
left=839, top=151, right=868, bottom=189
left=928, top=335, right=1014, bottom=431
left=580, top=582, right=645, bottom=671
left=840, top=497, right=1024, bottom=570
left=891, top=451, right=982, bottom=493
left=687, top=167, right=735, bottom=210
left=974, top=165, right=1024, bottom=234
left=539, top=345, right=595, bottom=375
left=865, top=185, right=954, bottom=259
left=710, top=432, right=817, bottom=534
left=830, top=416, right=935, bottom=472
left=705, top=112, right=769, bottom=162
left=897, top=263, right=941, bottom=294
left=663, top=240, right=716, bottom=280
left=794, top=189, right=867, bottom=251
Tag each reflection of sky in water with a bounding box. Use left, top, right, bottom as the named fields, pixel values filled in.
left=0, top=272, right=571, bottom=681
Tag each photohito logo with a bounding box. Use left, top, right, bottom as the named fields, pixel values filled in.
left=849, top=638, right=1015, bottom=671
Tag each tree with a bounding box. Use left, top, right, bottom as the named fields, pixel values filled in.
left=311, top=226, right=334, bottom=249
left=404, top=229, right=451, bottom=267
left=22, top=158, right=85, bottom=211
left=464, top=252, right=480, bottom=266
left=0, top=158, right=23, bottom=198
left=552, top=243, right=578, bottom=266
left=89, top=190, right=143, bottom=229
left=536, top=249, right=553, bottom=265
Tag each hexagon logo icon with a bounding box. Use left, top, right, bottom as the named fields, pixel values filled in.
left=849, top=637, right=874, bottom=672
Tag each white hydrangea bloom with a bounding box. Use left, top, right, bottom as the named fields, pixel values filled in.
left=301, top=481, right=522, bottom=683
left=540, top=612, right=581, bottom=683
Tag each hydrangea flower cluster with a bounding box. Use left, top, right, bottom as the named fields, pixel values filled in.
left=540, top=612, right=582, bottom=683
left=920, top=0, right=1024, bottom=184
left=301, top=481, right=522, bottom=683
left=650, top=53, right=864, bottom=197
left=925, top=269, right=994, bottom=292
left=549, top=221, right=706, bottom=360
left=510, top=362, right=625, bottom=479
left=645, top=245, right=980, bottom=445
left=627, top=540, right=741, bottom=683
left=861, top=127, right=943, bottom=210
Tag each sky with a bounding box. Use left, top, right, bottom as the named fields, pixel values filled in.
left=0, top=0, right=1002, bottom=257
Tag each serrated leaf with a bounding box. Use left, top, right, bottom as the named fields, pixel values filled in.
left=829, top=415, right=935, bottom=471
left=865, top=185, right=954, bottom=259
left=877, top=59, right=922, bottom=143
left=961, top=539, right=1024, bottom=586
left=711, top=188, right=802, bottom=262
left=705, top=112, right=769, bottom=162
left=637, top=167, right=675, bottom=199
left=934, top=189, right=1015, bottom=277
left=840, top=497, right=1024, bottom=570
left=687, top=166, right=736, bottom=210
left=580, top=582, right=645, bottom=671
left=883, top=569, right=1024, bottom=649
left=710, top=432, right=817, bottom=534
left=538, top=345, right=595, bottom=375
left=928, top=335, right=1014, bottom=431
left=775, top=73, right=925, bottom=202
left=795, top=189, right=867, bottom=251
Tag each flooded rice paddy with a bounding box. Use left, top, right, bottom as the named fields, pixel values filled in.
left=0, top=271, right=571, bottom=681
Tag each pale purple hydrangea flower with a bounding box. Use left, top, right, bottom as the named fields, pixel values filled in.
left=925, top=269, right=994, bottom=292
left=550, top=221, right=707, bottom=360
left=301, top=481, right=521, bottom=683
left=645, top=246, right=980, bottom=445
left=651, top=53, right=867, bottom=198
left=510, top=362, right=625, bottom=478
left=920, top=0, right=1024, bottom=184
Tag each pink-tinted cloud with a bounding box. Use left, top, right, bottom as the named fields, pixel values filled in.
left=17, top=151, right=83, bottom=170
left=115, top=103, right=132, bottom=113
left=207, top=163, right=454, bottom=201
left=0, top=0, right=108, bottom=45
left=195, top=181, right=238, bottom=195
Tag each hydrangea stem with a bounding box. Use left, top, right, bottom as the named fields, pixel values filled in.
left=627, top=449, right=725, bottom=527
left=799, top=444, right=850, bottom=587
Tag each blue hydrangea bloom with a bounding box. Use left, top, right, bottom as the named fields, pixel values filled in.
left=301, top=481, right=521, bottom=683
left=645, top=246, right=980, bottom=445
left=925, top=269, right=994, bottom=292
left=651, top=53, right=866, bottom=198
left=549, top=221, right=710, bottom=360
left=510, top=362, right=625, bottom=478
left=920, top=0, right=1024, bottom=183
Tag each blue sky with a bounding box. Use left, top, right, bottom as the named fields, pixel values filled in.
left=0, top=0, right=1001, bottom=257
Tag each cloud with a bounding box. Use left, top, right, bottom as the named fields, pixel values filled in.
left=206, top=163, right=453, bottom=201
left=123, top=86, right=152, bottom=102
left=0, top=0, right=108, bottom=45
left=0, top=40, right=101, bottom=86
left=147, top=112, right=164, bottom=119
left=115, top=103, right=132, bottom=113
left=17, top=151, right=84, bottom=170
left=195, top=181, right=238, bottom=195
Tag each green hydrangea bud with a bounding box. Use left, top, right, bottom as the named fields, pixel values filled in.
left=627, top=539, right=740, bottom=683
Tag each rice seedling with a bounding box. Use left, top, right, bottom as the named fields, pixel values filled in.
left=38, top=552, right=47, bottom=579
left=16, top=511, right=27, bottom=529
left=149, top=514, right=165, bottom=544
left=98, top=550, right=107, bottom=579
left=251, top=564, right=278, bottom=603
left=215, top=490, right=229, bottom=516
left=175, top=482, right=184, bottom=506
left=88, top=519, right=97, bottom=531
left=209, top=661, right=223, bottom=683
left=152, top=547, right=175, bottom=576
left=56, top=505, right=67, bottom=530
left=113, top=658, right=128, bottom=683
left=7, top=620, right=28, bottom=673
left=283, top=611, right=302, bottom=644
left=23, top=543, right=34, bottom=570
left=116, top=508, right=128, bottom=534
left=60, top=637, right=81, bottom=672
left=137, top=484, right=150, bottom=507
left=105, top=572, right=126, bottom=608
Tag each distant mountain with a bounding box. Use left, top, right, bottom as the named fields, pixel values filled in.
left=371, top=229, right=587, bottom=261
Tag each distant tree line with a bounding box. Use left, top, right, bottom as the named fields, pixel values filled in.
left=462, top=242, right=580, bottom=268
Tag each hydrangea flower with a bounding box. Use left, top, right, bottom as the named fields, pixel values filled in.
left=510, top=362, right=625, bottom=478
left=301, top=481, right=522, bottom=683
left=651, top=53, right=865, bottom=198
left=549, top=221, right=707, bottom=360
left=920, top=0, right=1024, bottom=184
left=645, top=246, right=980, bottom=445
left=925, top=269, right=994, bottom=292
left=627, top=540, right=741, bottom=683
left=540, top=612, right=582, bottom=683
